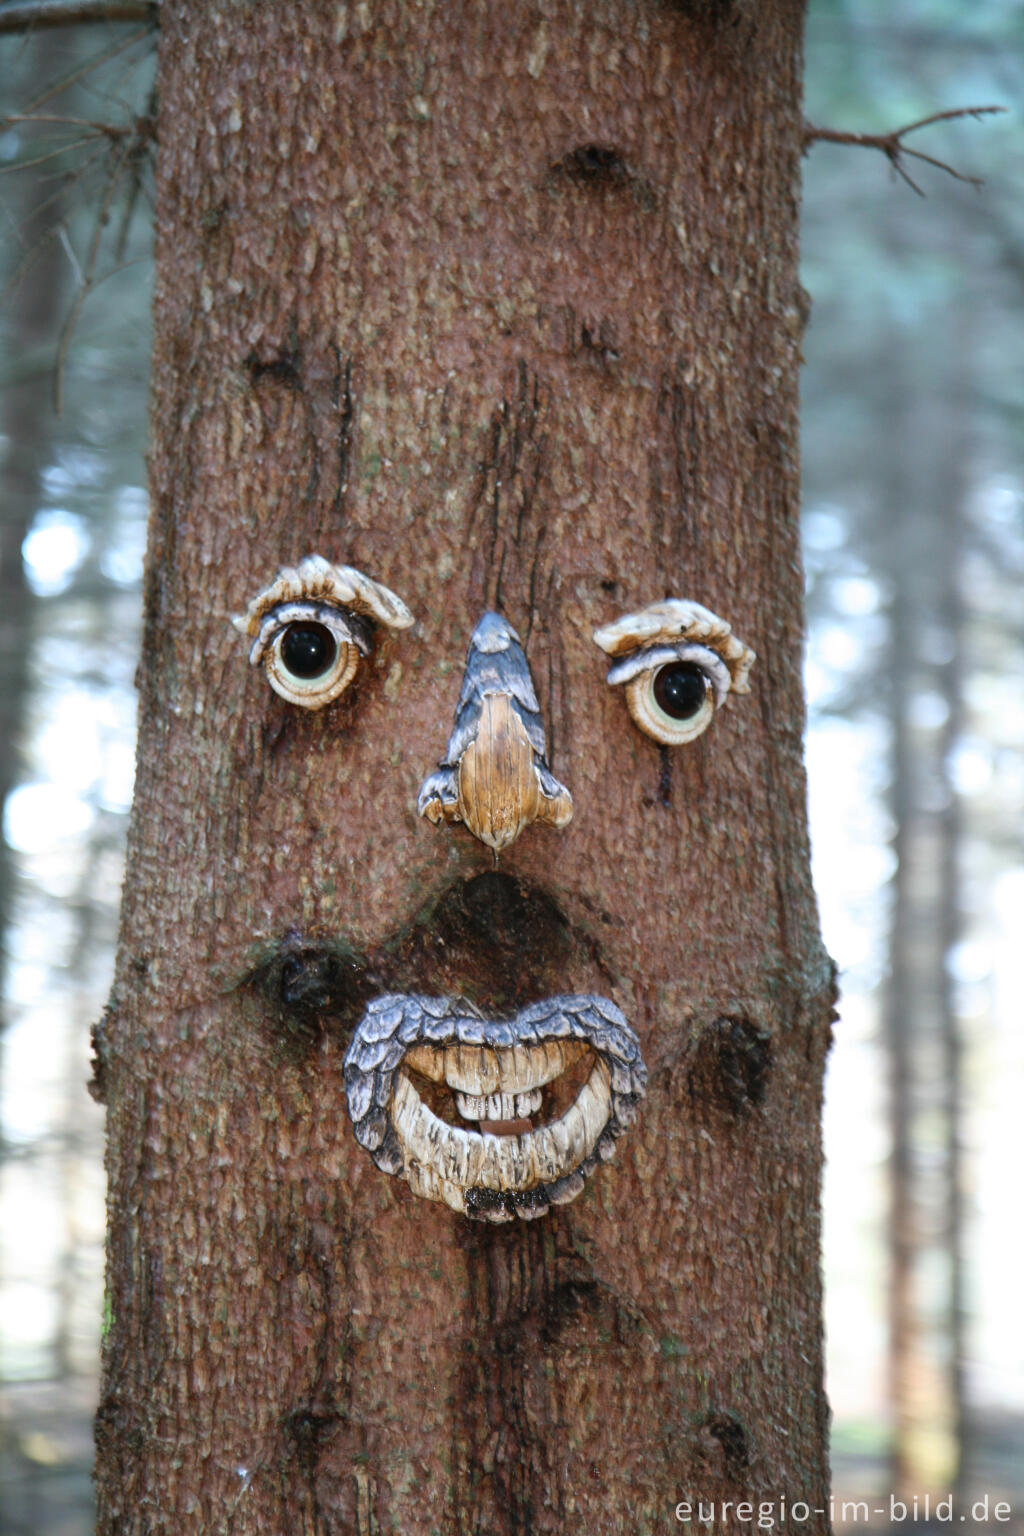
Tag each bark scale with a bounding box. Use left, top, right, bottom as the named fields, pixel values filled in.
left=96, top=3, right=832, bottom=1531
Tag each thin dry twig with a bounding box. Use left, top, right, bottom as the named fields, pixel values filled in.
left=114, top=83, right=155, bottom=256
left=0, top=0, right=155, bottom=33
left=23, top=24, right=152, bottom=114
left=1, top=112, right=136, bottom=137
left=54, top=131, right=131, bottom=413
left=0, top=137, right=101, bottom=175
left=803, top=105, right=1006, bottom=196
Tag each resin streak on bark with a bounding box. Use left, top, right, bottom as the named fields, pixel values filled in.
left=96, top=3, right=831, bottom=1532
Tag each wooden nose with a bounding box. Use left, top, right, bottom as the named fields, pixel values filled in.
left=417, top=611, right=573, bottom=854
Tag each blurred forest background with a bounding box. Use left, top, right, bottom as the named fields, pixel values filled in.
left=0, top=3, right=1021, bottom=1531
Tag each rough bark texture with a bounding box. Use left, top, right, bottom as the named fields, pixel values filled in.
left=96, top=3, right=833, bottom=1532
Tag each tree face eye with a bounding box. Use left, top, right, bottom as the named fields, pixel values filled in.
left=608, top=644, right=723, bottom=745
left=632, top=661, right=715, bottom=744
left=592, top=598, right=756, bottom=749
left=279, top=622, right=339, bottom=682
left=653, top=662, right=709, bottom=722
left=265, top=614, right=359, bottom=707
left=233, top=555, right=415, bottom=713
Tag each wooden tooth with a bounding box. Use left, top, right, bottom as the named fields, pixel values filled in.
left=456, top=1090, right=519, bottom=1121
left=402, top=1046, right=446, bottom=1081
left=444, top=1045, right=501, bottom=1095
left=576, top=1060, right=612, bottom=1144
left=486, top=1130, right=533, bottom=1192
left=496, top=1044, right=539, bottom=1094
left=406, top=1161, right=467, bottom=1215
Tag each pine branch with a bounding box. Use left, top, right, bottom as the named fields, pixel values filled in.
left=0, top=0, right=155, bottom=32
left=803, top=106, right=1005, bottom=196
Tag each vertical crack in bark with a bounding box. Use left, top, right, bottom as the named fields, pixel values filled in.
left=650, top=358, right=701, bottom=570
left=280, top=1203, right=356, bottom=1533
left=331, top=349, right=355, bottom=521
left=467, top=363, right=551, bottom=622
left=452, top=1225, right=567, bottom=1535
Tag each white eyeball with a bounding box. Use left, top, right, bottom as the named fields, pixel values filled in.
left=233, top=555, right=414, bottom=712
left=625, top=659, right=716, bottom=745
left=594, top=599, right=755, bottom=747
left=606, top=642, right=729, bottom=745
left=259, top=602, right=365, bottom=709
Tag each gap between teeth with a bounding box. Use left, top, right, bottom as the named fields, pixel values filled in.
left=392, top=1059, right=612, bottom=1193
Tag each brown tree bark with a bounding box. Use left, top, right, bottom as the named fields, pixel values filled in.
left=95, top=3, right=833, bottom=1532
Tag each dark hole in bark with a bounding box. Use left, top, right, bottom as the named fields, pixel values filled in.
left=255, top=932, right=373, bottom=1045
left=280, top=950, right=342, bottom=1009
left=662, top=0, right=739, bottom=26
left=690, top=1015, right=772, bottom=1113
left=550, top=143, right=658, bottom=211
left=245, top=348, right=301, bottom=388
left=89, top=1008, right=111, bottom=1103
left=700, top=1410, right=750, bottom=1475
left=459, top=869, right=560, bottom=942
left=540, top=1277, right=601, bottom=1341
left=95, top=1393, right=144, bottom=1458
left=284, top=1407, right=342, bottom=1472
left=383, top=871, right=575, bottom=1011
left=554, top=142, right=629, bottom=183
left=570, top=312, right=622, bottom=371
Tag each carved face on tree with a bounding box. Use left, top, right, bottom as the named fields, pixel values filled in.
left=94, top=6, right=830, bottom=1528
left=235, top=560, right=753, bottom=1220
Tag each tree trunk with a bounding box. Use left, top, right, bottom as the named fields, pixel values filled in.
left=937, top=441, right=967, bottom=1504
left=932, top=304, right=971, bottom=1501
left=96, top=3, right=832, bottom=1531
left=880, top=348, right=919, bottom=1496
left=0, top=31, right=70, bottom=1025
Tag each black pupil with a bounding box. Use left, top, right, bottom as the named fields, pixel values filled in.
left=653, top=662, right=707, bottom=721
left=280, top=622, right=337, bottom=680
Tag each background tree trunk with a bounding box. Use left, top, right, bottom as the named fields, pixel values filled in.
left=95, top=3, right=833, bottom=1531
left=0, top=31, right=70, bottom=1025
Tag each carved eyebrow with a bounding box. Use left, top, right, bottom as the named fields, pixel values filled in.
left=593, top=599, right=755, bottom=694
left=233, top=554, right=414, bottom=660
left=592, top=599, right=755, bottom=747
left=232, top=554, right=414, bottom=710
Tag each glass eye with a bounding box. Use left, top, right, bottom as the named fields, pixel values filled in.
left=593, top=599, right=755, bottom=747
left=280, top=622, right=337, bottom=680
left=233, top=555, right=415, bottom=711
left=262, top=606, right=364, bottom=707
left=619, top=649, right=721, bottom=745
left=640, top=660, right=716, bottom=743
left=653, top=662, right=709, bottom=722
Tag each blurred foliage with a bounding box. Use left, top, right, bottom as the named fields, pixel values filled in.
left=802, top=0, right=1024, bottom=1499
left=0, top=21, right=155, bottom=1530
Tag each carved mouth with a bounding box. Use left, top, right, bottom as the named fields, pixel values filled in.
left=344, top=995, right=647, bottom=1222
